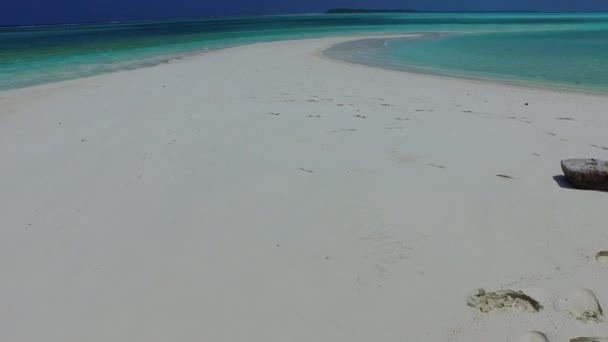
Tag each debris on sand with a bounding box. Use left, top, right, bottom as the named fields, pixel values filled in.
left=466, top=289, right=543, bottom=313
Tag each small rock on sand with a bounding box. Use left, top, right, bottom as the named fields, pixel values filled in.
left=561, top=159, right=608, bottom=191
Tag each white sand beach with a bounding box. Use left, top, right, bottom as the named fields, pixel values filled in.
left=2, top=36, right=608, bottom=341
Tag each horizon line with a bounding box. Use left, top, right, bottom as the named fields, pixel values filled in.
left=2, top=10, right=607, bottom=29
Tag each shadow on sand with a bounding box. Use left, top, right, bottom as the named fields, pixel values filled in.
left=553, top=175, right=577, bottom=190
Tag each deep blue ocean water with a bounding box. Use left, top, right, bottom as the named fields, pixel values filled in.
left=2, top=13, right=608, bottom=91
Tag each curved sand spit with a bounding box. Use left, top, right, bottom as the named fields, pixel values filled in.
left=1, top=35, right=608, bottom=342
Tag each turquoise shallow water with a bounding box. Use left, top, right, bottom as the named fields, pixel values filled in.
left=2, top=13, right=608, bottom=91
left=329, top=28, right=608, bottom=92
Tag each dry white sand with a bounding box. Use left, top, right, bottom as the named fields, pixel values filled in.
left=2, top=36, right=608, bottom=342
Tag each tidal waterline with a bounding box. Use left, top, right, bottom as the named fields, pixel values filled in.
left=324, top=28, right=608, bottom=92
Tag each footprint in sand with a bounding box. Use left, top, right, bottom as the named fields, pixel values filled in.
left=556, top=289, right=604, bottom=324
left=461, top=110, right=487, bottom=115
left=428, top=163, right=447, bottom=169
left=354, top=115, right=366, bottom=119
left=507, top=116, right=532, bottom=124
left=391, top=151, right=425, bottom=163
left=466, top=289, right=543, bottom=313
left=590, top=144, right=608, bottom=151
left=596, top=251, right=608, bottom=264
left=306, top=115, right=322, bottom=118
left=360, top=230, right=412, bottom=281
left=515, top=332, right=549, bottom=342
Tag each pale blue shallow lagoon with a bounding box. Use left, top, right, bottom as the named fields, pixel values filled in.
left=2, top=13, right=608, bottom=91
left=326, top=28, right=608, bottom=92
